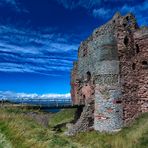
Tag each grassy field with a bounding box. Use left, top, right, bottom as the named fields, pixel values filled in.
left=0, top=107, right=148, bottom=148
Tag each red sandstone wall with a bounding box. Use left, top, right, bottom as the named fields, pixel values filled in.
left=116, top=15, right=148, bottom=124
left=134, top=29, right=148, bottom=113
left=71, top=12, right=148, bottom=126
left=71, top=62, right=79, bottom=105
left=116, top=20, right=139, bottom=124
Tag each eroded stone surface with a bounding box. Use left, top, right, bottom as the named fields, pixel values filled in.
left=67, top=99, right=94, bottom=136
left=69, top=12, right=148, bottom=134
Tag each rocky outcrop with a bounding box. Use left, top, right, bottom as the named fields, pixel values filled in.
left=67, top=98, right=94, bottom=136
left=70, top=12, right=148, bottom=134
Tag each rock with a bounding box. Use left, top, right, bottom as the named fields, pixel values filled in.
left=67, top=99, right=94, bottom=136
left=66, top=123, right=73, bottom=129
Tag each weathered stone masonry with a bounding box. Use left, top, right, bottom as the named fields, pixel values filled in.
left=69, top=12, right=148, bottom=134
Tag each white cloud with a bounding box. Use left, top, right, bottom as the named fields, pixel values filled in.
left=78, top=0, right=101, bottom=9
left=120, top=0, right=148, bottom=25
left=0, top=0, right=17, bottom=6
left=49, top=42, right=78, bottom=52
left=0, top=0, right=28, bottom=12
left=0, top=25, right=78, bottom=75
left=92, top=0, right=148, bottom=26
left=56, top=0, right=101, bottom=10
left=0, top=91, right=71, bottom=101
left=0, top=25, right=78, bottom=53
left=121, top=0, right=148, bottom=13
left=92, top=8, right=112, bottom=18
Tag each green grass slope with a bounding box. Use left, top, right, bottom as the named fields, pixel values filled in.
left=48, top=109, right=76, bottom=128
left=0, top=129, right=12, bottom=148
left=0, top=107, right=148, bottom=148
left=72, top=113, right=148, bottom=148
left=0, top=108, right=77, bottom=148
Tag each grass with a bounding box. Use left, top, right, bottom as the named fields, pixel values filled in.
left=0, top=111, right=50, bottom=148
left=0, top=129, right=12, bottom=148
left=0, top=107, right=148, bottom=148
left=48, top=108, right=76, bottom=128
left=0, top=108, right=77, bottom=148
left=71, top=113, right=148, bottom=148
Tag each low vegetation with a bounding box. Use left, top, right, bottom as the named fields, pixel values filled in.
left=48, top=108, right=76, bottom=128
left=0, top=108, right=77, bottom=148
left=0, top=129, right=12, bottom=148
left=71, top=113, right=148, bottom=148
left=0, top=107, right=148, bottom=148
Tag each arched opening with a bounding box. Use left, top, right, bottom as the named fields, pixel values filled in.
left=124, top=36, right=129, bottom=46
left=116, top=100, right=122, bottom=104
left=126, top=16, right=129, bottom=21
left=123, top=23, right=127, bottom=27
left=73, top=105, right=84, bottom=123
left=126, top=16, right=132, bottom=25
left=83, top=95, right=86, bottom=100
left=83, top=48, right=87, bottom=57
left=132, top=63, right=136, bottom=70
left=136, top=44, right=140, bottom=53
left=142, top=61, right=148, bottom=69
left=142, top=61, right=148, bottom=65
left=86, top=71, right=91, bottom=81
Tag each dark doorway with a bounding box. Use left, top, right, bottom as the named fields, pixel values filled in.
left=124, top=36, right=129, bottom=46
left=86, top=71, right=91, bottom=81
left=136, top=44, right=140, bottom=53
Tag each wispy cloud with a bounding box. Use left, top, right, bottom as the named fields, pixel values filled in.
left=0, top=0, right=28, bottom=12
left=0, top=25, right=79, bottom=76
left=120, top=0, right=148, bottom=25
left=92, top=0, right=148, bottom=26
left=92, top=8, right=112, bottom=19
left=56, top=0, right=137, bottom=10
left=56, top=0, right=148, bottom=26
left=0, top=0, right=17, bottom=6
left=56, top=0, right=101, bottom=10
left=0, top=91, right=70, bottom=101
left=0, top=0, right=147, bottom=77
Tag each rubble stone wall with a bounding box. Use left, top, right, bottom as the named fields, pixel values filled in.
left=134, top=28, right=148, bottom=113
left=70, top=12, right=148, bottom=134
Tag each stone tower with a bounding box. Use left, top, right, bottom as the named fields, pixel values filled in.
left=69, top=12, right=148, bottom=134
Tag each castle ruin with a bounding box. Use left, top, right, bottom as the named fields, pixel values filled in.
left=68, top=12, right=148, bottom=135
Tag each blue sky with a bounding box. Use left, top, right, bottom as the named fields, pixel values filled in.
left=0, top=0, right=147, bottom=98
